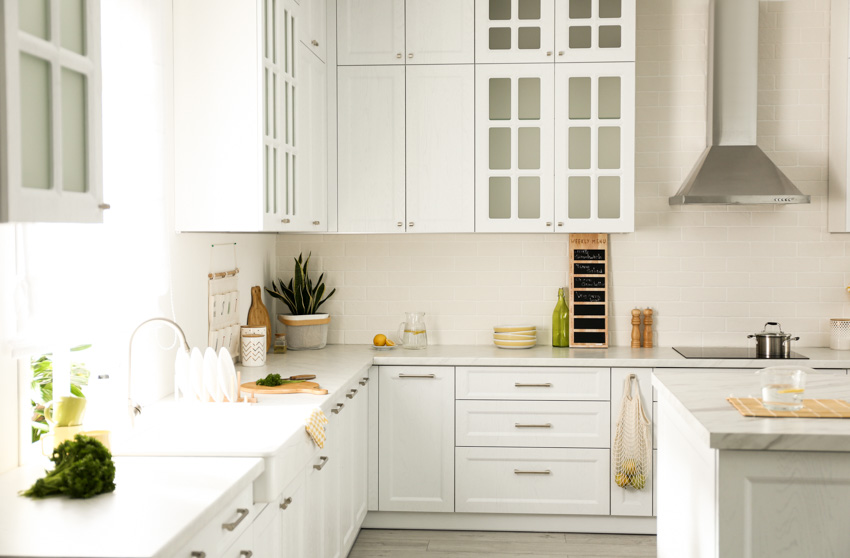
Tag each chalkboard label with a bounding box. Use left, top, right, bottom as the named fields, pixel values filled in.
left=575, top=291, right=606, bottom=303
left=574, top=332, right=607, bottom=345
left=573, top=249, right=605, bottom=261
left=574, top=318, right=606, bottom=330
left=574, top=304, right=605, bottom=316
left=574, top=277, right=606, bottom=288
left=574, top=263, right=605, bottom=275
left=569, top=233, right=609, bottom=348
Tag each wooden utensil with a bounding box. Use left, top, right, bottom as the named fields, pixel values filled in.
left=288, top=374, right=316, bottom=381
left=247, top=286, right=271, bottom=352
left=240, top=380, right=329, bottom=402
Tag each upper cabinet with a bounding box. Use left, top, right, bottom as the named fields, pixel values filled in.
left=829, top=0, right=850, bottom=232
left=1, top=0, right=105, bottom=223
left=338, top=0, right=474, bottom=65
left=300, top=0, right=327, bottom=61
left=476, top=0, right=635, bottom=64
left=174, top=0, right=326, bottom=232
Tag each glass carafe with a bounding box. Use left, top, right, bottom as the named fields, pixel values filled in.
left=397, top=312, right=428, bottom=350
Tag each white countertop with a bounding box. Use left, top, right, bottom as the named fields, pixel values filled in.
left=0, top=456, right=263, bottom=558
left=652, top=369, right=850, bottom=452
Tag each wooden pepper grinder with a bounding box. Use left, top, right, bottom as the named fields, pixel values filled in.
left=631, top=308, right=642, bottom=348
left=247, top=286, right=272, bottom=352
left=643, top=308, right=654, bottom=348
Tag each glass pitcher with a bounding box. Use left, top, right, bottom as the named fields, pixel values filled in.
left=397, top=312, right=428, bottom=350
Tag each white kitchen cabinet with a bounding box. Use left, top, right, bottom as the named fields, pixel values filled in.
left=475, top=64, right=556, bottom=232
left=475, top=0, right=556, bottom=63
left=338, top=0, right=473, bottom=65
left=175, top=0, right=325, bottom=232
left=250, top=502, right=278, bottom=557
left=278, top=471, right=307, bottom=557
left=405, top=65, right=475, bottom=232
left=339, top=384, right=368, bottom=555
left=173, top=484, right=256, bottom=558
left=339, top=65, right=474, bottom=233
left=554, top=0, right=636, bottom=63
left=829, top=0, right=850, bottom=232
left=305, top=429, right=340, bottom=558
left=379, top=366, right=455, bottom=512
left=222, top=523, right=254, bottom=558
left=609, top=368, right=653, bottom=517
left=1, top=0, right=105, bottom=223
left=554, top=62, right=634, bottom=232
left=299, top=0, right=327, bottom=61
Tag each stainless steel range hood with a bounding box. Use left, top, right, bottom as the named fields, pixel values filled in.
left=668, top=0, right=810, bottom=205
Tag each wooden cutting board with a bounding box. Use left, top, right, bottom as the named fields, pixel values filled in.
left=247, top=286, right=272, bottom=351
left=240, top=380, right=329, bottom=397
left=727, top=397, right=850, bottom=418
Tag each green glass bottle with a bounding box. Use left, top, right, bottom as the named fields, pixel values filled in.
left=552, top=288, right=569, bottom=347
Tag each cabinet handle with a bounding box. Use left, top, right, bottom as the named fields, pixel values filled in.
left=346, top=389, right=358, bottom=399
left=312, top=220, right=320, bottom=225
left=408, top=222, right=414, bottom=227
left=558, top=51, right=565, bottom=56
left=408, top=53, right=414, bottom=58
left=359, top=377, right=369, bottom=386
left=546, top=221, right=552, bottom=227
left=399, top=373, right=436, bottom=379
left=222, top=508, right=249, bottom=531
left=311, top=39, right=319, bottom=47
left=282, top=218, right=290, bottom=224
left=239, top=552, right=253, bottom=558
left=515, top=382, right=552, bottom=388
left=332, top=403, right=344, bottom=414
left=557, top=222, right=564, bottom=227
left=514, top=469, right=551, bottom=475
left=396, top=53, right=402, bottom=59
left=279, top=497, right=293, bottom=510
left=98, top=203, right=111, bottom=210
left=515, top=423, right=552, bottom=428
left=547, top=51, right=553, bottom=56
left=396, top=221, right=403, bottom=227
left=314, top=456, right=329, bottom=470
left=190, top=553, right=206, bottom=558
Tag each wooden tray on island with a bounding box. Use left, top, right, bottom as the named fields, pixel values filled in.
left=727, top=397, right=850, bottom=418
left=240, top=380, right=328, bottom=402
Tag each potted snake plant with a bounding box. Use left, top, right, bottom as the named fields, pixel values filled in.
left=266, top=253, right=336, bottom=350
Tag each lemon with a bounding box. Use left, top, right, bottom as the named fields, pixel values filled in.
left=622, top=459, right=637, bottom=475
left=631, top=474, right=646, bottom=490
left=385, top=339, right=395, bottom=346
left=615, top=473, right=630, bottom=488
left=373, top=334, right=387, bottom=346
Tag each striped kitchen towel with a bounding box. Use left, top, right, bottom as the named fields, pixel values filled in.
left=306, top=408, right=328, bottom=448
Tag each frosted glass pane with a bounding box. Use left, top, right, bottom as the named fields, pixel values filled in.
left=272, top=0, right=277, bottom=64
left=599, top=127, right=621, bottom=169
left=600, top=0, right=622, bottom=18
left=273, top=73, right=278, bottom=139
left=265, top=146, right=270, bottom=212
left=490, top=0, right=511, bottom=20
left=518, top=27, right=540, bottom=50
left=19, top=0, right=49, bottom=39
left=273, top=147, right=278, bottom=212
left=489, top=78, right=511, bottom=120
left=285, top=83, right=290, bottom=144
left=264, top=0, right=270, bottom=59
left=62, top=68, right=87, bottom=193
left=599, top=26, right=621, bottom=48
left=518, top=78, right=540, bottom=120
left=518, top=0, right=541, bottom=19
left=569, top=26, right=591, bottom=49
left=518, top=128, right=540, bottom=169
left=61, top=0, right=87, bottom=55
left=569, top=77, right=591, bottom=120
left=264, top=69, right=269, bottom=136
left=598, top=76, right=621, bottom=119
left=518, top=177, right=540, bottom=219
left=569, top=177, right=591, bottom=219
left=570, top=0, right=592, bottom=18
left=20, top=54, right=52, bottom=190
left=489, top=28, right=511, bottom=50
left=569, top=127, right=590, bottom=169
left=284, top=9, right=290, bottom=73
left=598, top=176, right=620, bottom=218
left=489, top=128, right=511, bottom=170
left=489, top=177, right=511, bottom=219
left=286, top=152, right=291, bottom=213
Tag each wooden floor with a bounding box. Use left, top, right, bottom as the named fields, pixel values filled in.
left=348, top=529, right=657, bottom=557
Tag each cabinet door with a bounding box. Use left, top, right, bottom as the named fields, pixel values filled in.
left=379, top=366, right=455, bottom=512
left=3, top=0, right=104, bottom=223
left=339, top=384, right=368, bottom=555
left=406, top=0, right=474, bottom=64
left=300, top=0, right=327, bottom=61
left=475, top=64, right=555, bottom=232
left=338, top=66, right=406, bottom=232
left=554, top=0, right=636, bottom=62
left=252, top=502, right=279, bottom=557
left=305, top=447, right=335, bottom=557
left=475, top=0, right=555, bottom=63
left=406, top=65, right=474, bottom=232
left=554, top=62, right=634, bottom=232
left=280, top=471, right=307, bottom=558
left=338, top=0, right=404, bottom=65
left=610, top=368, right=653, bottom=517
left=221, top=523, right=254, bottom=558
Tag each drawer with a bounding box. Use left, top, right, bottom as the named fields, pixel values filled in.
left=456, top=367, right=610, bottom=400
left=173, top=484, right=256, bottom=558
left=456, top=400, right=610, bottom=448
left=455, top=447, right=610, bottom=516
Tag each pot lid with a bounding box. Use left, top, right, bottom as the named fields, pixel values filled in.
left=752, top=322, right=789, bottom=337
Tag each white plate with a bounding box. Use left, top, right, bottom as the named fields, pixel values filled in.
left=372, top=345, right=397, bottom=351
left=217, top=347, right=237, bottom=402
left=203, top=347, right=221, bottom=402
left=494, top=344, right=536, bottom=350
left=174, top=349, right=192, bottom=401
left=190, top=348, right=205, bottom=402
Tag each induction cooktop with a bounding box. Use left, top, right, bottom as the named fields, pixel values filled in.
left=673, top=347, right=809, bottom=359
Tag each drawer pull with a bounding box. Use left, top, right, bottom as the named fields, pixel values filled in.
left=359, top=377, right=369, bottom=385
left=515, top=423, right=552, bottom=428
left=314, top=456, right=329, bottom=470
left=190, top=553, right=206, bottom=558
left=514, top=469, right=552, bottom=475
left=399, top=373, right=436, bottom=379
left=346, top=389, right=358, bottom=399
left=279, top=497, right=293, bottom=510
left=222, top=508, right=249, bottom=531
left=332, top=403, right=344, bottom=414
left=239, top=552, right=253, bottom=558
left=514, top=383, right=552, bottom=388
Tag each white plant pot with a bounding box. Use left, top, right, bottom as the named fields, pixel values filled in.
left=279, top=314, right=330, bottom=350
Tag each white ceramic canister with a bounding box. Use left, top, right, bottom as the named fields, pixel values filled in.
left=829, top=319, right=850, bottom=350
left=241, top=326, right=267, bottom=366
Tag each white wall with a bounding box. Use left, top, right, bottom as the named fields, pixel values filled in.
left=276, top=0, right=846, bottom=348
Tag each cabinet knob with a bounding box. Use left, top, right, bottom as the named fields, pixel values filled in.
left=346, top=389, right=358, bottom=399
left=557, top=222, right=564, bottom=227
left=396, top=222, right=403, bottom=227
left=239, top=552, right=253, bottom=558
left=314, top=456, right=329, bottom=470
left=546, top=222, right=552, bottom=227
left=408, top=53, right=414, bottom=58
left=222, top=508, right=250, bottom=531
left=359, top=377, right=369, bottom=386
left=547, top=51, right=553, bottom=56
left=558, top=51, right=565, bottom=56
left=311, top=39, right=319, bottom=47
left=396, top=53, right=402, bottom=59
left=331, top=403, right=344, bottom=414
left=279, top=497, right=293, bottom=510
left=98, top=203, right=111, bottom=210
left=190, top=553, right=206, bottom=558
left=312, top=220, right=320, bottom=225
left=408, top=222, right=414, bottom=227
left=282, top=218, right=290, bottom=224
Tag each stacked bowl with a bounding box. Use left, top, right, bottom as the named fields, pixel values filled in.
left=493, top=325, right=537, bottom=349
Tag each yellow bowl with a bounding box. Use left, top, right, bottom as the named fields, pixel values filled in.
left=494, top=325, right=536, bottom=333
left=493, top=333, right=537, bottom=341
left=494, top=339, right=536, bottom=347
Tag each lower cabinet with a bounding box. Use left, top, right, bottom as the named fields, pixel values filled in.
left=278, top=472, right=307, bottom=558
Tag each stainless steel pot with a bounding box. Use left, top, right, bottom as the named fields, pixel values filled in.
left=747, top=322, right=800, bottom=358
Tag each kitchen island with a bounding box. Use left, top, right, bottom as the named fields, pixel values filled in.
left=653, top=369, right=850, bottom=558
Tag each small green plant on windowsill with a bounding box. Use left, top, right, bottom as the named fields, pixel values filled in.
left=30, top=344, right=92, bottom=443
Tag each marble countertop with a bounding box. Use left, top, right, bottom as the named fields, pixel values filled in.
left=0, top=456, right=263, bottom=558
left=652, top=369, right=850, bottom=452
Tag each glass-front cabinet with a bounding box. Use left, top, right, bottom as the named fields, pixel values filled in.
left=1, top=0, right=104, bottom=223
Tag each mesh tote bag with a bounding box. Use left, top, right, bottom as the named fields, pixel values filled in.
left=612, top=374, right=651, bottom=490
